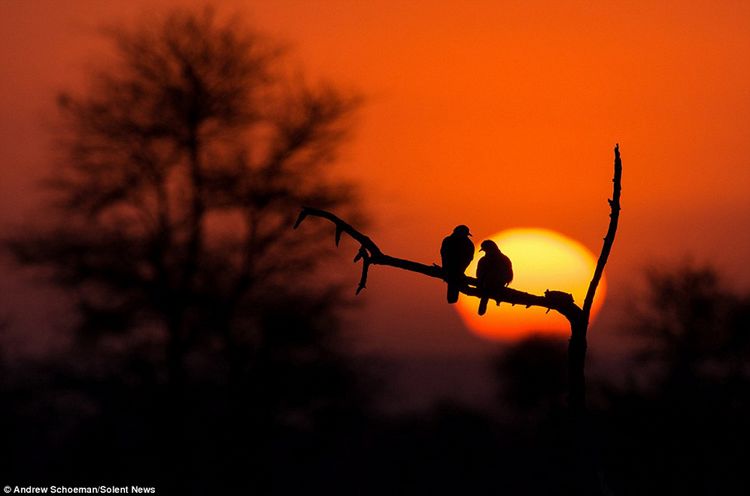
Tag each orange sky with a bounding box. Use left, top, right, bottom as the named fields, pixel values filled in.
left=2, top=0, right=750, bottom=358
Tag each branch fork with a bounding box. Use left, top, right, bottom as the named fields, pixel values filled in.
left=295, top=145, right=623, bottom=488
left=294, top=145, right=621, bottom=332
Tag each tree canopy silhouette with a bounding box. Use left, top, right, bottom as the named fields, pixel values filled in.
left=590, top=264, right=750, bottom=495
left=5, top=7, right=364, bottom=415
left=495, top=335, right=568, bottom=417
left=629, top=264, right=750, bottom=388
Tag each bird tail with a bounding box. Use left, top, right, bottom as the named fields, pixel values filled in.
left=447, top=284, right=459, bottom=304
left=478, top=297, right=489, bottom=316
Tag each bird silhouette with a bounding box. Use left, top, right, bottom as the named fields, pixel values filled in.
left=476, top=240, right=513, bottom=315
left=441, top=225, right=475, bottom=303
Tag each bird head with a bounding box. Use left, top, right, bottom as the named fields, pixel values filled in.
left=453, top=225, right=472, bottom=237
left=479, top=240, right=500, bottom=253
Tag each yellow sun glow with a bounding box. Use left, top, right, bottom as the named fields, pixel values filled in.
left=455, top=228, right=606, bottom=341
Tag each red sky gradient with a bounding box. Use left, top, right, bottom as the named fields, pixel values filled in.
left=2, top=1, right=750, bottom=361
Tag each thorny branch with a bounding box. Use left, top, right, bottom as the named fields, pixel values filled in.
left=293, top=145, right=622, bottom=332
left=294, top=207, right=582, bottom=323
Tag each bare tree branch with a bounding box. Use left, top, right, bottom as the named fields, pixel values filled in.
left=294, top=206, right=583, bottom=322
left=582, top=144, right=622, bottom=325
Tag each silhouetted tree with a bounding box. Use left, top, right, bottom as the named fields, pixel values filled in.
left=628, top=264, right=750, bottom=388
left=595, top=265, right=750, bottom=495
left=495, top=336, right=568, bottom=417
left=295, top=146, right=622, bottom=495
left=296, top=146, right=620, bottom=410
left=4, top=7, right=366, bottom=491
left=8, top=6, right=359, bottom=385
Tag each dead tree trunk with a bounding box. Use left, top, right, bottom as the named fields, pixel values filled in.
left=295, top=144, right=622, bottom=494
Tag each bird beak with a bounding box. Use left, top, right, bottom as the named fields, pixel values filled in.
left=479, top=247, right=484, bottom=252
left=468, top=233, right=473, bottom=237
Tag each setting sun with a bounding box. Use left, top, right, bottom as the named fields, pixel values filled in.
left=456, top=228, right=606, bottom=341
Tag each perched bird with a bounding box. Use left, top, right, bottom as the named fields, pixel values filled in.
left=476, top=240, right=513, bottom=315
left=441, top=225, right=475, bottom=303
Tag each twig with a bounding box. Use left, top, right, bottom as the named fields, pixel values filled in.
left=582, top=144, right=622, bottom=325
